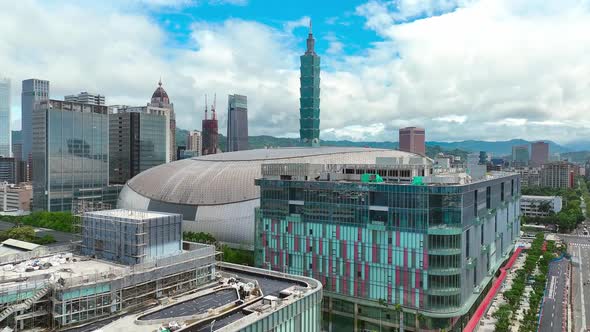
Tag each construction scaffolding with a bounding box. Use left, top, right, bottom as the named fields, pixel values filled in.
left=71, top=199, right=113, bottom=247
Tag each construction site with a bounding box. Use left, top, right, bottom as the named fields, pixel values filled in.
left=0, top=208, right=216, bottom=331
left=0, top=207, right=323, bottom=332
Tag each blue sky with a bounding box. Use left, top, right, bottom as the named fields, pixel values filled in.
left=2, top=0, right=590, bottom=144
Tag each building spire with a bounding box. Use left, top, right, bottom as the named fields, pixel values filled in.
left=305, top=18, right=316, bottom=55
left=158, top=76, right=162, bottom=87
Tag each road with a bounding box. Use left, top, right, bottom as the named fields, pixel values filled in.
left=560, top=230, right=590, bottom=332
left=138, top=288, right=238, bottom=321
left=539, top=257, right=568, bottom=332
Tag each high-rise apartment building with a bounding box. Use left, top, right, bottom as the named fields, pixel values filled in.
left=202, top=102, right=219, bottom=155
left=255, top=161, right=520, bottom=331
left=32, top=99, right=108, bottom=212
left=511, top=145, right=529, bottom=166
left=300, top=21, right=321, bottom=147
left=531, top=141, right=549, bottom=167
left=399, top=127, right=426, bottom=155
left=0, top=78, right=11, bottom=157
left=540, top=161, right=574, bottom=189
left=186, top=129, right=202, bottom=156
left=64, top=91, right=106, bottom=105
left=109, top=107, right=167, bottom=185
left=147, top=80, right=176, bottom=162
left=22, top=79, right=50, bottom=165
left=227, top=94, right=248, bottom=152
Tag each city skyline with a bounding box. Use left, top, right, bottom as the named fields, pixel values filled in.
left=1, top=0, right=590, bottom=144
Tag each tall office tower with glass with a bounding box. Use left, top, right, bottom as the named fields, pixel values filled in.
left=299, top=21, right=321, bottom=147
left=32, top=100, right=108, bottom=212
left=109, top=109, right=167, bottom=185
left=255, top=162, right=520, bottom=331
left=226, top=94, right=248, bottom=152
left=22, top=79, right=50, bottom=164
left=512, top=145, right=529, bottom=166
left=0, top=78, right=11, bottom=157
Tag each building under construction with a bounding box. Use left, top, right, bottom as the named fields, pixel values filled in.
left=201, top=95, right=219, bottom=155
left=0, top=209, right=216, bottom=331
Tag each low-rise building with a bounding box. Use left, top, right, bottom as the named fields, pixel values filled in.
left=0, top=183, right=32, bottom=212
left=520, top=195, right=562, bottom=217
left=0, top=209, right=322, bottom=332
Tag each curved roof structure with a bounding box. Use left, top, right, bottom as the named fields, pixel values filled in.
left=125, top=147, right=418, bottom=206
left=151, top=80, right=169, bottom=104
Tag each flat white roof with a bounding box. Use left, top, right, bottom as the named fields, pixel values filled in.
left=1, top=239, right=40, bottom=251
left=521, top=195, right=560, bottom=200
left=86, top=209, right=179, bottom=220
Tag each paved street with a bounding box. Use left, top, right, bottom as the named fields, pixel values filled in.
left=561, top=232, right=590, bottom=332
left=539, top=257, right=568, bottom=332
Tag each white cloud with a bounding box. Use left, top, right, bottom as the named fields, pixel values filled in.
left=3, top=0, right=590, bottom=145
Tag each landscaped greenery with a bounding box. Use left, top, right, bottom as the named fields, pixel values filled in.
left=521, top=186, right=584, bottom=232
left=0, top=212, right=76, bottom=233
left=493, top=234, right=563, bottom=332
left=182, top=231, right=254, bottom=266
left=0, top=226, right=56, bottom=245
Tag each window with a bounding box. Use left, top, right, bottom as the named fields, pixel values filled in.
left=474, top=190, right=478, bottom=216
left=486, top=186, right=491, bottom=209
left=481, top=225, right=484, bottom=245
left=309, top=229, right=313, bottom=235
left=501, top=183, right=505, bottom=201
left=466, top=229, right=470, bottom=257
left=511, top=179, right=514, bottom=196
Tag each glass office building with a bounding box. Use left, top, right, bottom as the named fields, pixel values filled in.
left=299, top=23, right=321, bottom=147
left=0, top=78, right=10, bottom=157
left=109, top=110, right=166, bottom=184
left=32, top=100, right=109, bottom=212
left=255, top=163, right=520, bottom=331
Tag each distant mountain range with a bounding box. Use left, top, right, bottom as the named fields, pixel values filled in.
left=176, top=129, right=589, bottom=161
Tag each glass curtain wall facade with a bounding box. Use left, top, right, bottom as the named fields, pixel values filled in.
left=109, top=112, right=166, bottom=184
left=22, top=79, right=49, bottom=163
left=33, top=100, right=108, bottom=212
left=299, top=25, right=320, bottom=147
left=254, top=173, right=521, bottom=331
left=227, top=94, right=248, bottom=152
left=0, top=78, right=10, bottom=157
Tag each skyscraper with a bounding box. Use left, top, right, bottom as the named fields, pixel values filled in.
left=22, top=79, right=50, bottom=173
left=64, top=91, right=106, bottom=105
left=186, top=130, right=202, bottom=156
left=398, top=127, right=426, bottom=155
left=202, top=97, right=219, bottom=155
left=512, top=145, right=529, bottom=166
left=299, top=20, right=321, bottom=147
left=0, top=78, right=10, bottom=157
left=148, top=80, right=176, bottom=162
left=226, top=94, right=248, bottom=152
left=109, top=107, right=167, bottom=185
left=32, top=99, right=108, bottom=212
left=531, top=141, right=549, bottom=167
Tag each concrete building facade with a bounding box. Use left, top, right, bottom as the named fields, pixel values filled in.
left=540, top=161, right=574, bottom=189
left=254, top=162, right=520, bottom=331
left=186, top=130, right=202, bottom=157
left=32, top=100, right=109, bottom=212
left=399, top=127, right=426, bottom=155
left=202, top=106, right=219, bottom=155
left=530, top=141, right=549, bottom=167
left=64, top=92, right=106, bottom=106
left=0, top=78, right=10, bottom=157
left=520, top=195, right=562, bottom=217
left=227, top=94, right=249, bottom=152
left=147, top=80, right=176, bottom=162
left=0, top=183, right=32, bottom=212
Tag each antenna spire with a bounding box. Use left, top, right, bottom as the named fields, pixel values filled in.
left=212, top=93, right=217, bottom=120
left=204, top=94, right=208, bottom=120
left=309, top=18, right=312, bottom=34
left=158, top=77, right=162, bottom=87
left=305, top=18, right=316, bottom=55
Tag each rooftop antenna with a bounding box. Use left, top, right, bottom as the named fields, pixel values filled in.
left=204, top=94, right=208, bottom=120
left=309, top=18, right=312, bottom=34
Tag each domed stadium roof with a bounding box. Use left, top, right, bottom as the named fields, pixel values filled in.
left=125, top=147, right=419, bottom=206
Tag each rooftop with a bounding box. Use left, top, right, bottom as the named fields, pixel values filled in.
left=86, top=208, right=179, bottom=220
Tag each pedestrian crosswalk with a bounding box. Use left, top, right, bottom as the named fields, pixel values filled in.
left=569, top=242, right=590, bottom=248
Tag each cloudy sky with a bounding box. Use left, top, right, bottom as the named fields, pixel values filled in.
left=1, top=0, right=590, bottom=143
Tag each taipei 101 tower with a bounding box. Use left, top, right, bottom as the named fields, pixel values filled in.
left=299, top=19, right=321, bottom=147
